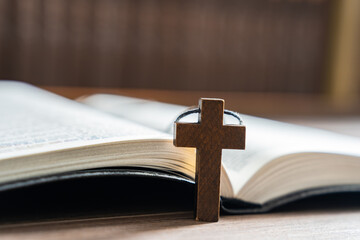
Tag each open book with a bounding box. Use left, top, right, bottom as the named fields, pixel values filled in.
left=2, top=81, right=360, bottom=215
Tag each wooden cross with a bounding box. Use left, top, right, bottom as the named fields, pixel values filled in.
left=173, top=98, right=246, bottom=222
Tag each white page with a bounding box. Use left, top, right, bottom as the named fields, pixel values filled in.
left=0, top=81, right=169, bottom=160
left=77, top=94, right=189, bottom=133
left=80, top=93, right=360, bottom=198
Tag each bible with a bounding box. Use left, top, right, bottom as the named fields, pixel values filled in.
left=1, top=81, right=360, bottom=219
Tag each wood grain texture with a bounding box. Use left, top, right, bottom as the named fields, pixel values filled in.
left=2, top=209, right=360, bottom=240
left=174, top=99, right=245, bottom=222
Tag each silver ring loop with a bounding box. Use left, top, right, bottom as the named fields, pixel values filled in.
left=174, top=107, right=243, bottom=125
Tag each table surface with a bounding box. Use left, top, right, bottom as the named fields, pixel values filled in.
left=2, top=86, right=360, bottom=240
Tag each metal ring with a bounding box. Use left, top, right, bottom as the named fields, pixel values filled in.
left=174, top=107, right=243, bottom=125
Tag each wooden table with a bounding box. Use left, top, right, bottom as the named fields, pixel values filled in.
left=2, top=86, right=360, bottom=239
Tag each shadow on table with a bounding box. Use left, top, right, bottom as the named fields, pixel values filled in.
left=1, top=174, right=360, bottom=230
left=273, top=192, right=360, bottom=213
left=0, top=174, right=196, bottom=225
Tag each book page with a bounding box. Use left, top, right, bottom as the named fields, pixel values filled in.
left=78, top=94, right=190, bottom=133
left=80, top=93, right=360, bottom=199
left=0, top=81, right=169, bottom=160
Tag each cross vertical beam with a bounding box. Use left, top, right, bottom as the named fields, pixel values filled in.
left=174, top=98, right=246, bottom=222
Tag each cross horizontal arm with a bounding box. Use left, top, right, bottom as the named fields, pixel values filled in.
left=173, top=122, right=201, bottom=148
left=220, top=125, right=246, bottom=149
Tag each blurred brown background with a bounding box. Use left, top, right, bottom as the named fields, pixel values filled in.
left=0, top=0, right=359, bottom=101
